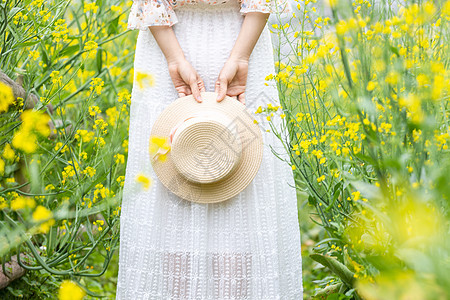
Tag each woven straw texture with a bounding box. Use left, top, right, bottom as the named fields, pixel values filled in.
left=151, top=92, right=264, bottom=203
left=116, top=1, right=303, bottom=299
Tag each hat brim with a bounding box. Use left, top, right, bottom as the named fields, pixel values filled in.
left=150, top=92, right=263, bottom=204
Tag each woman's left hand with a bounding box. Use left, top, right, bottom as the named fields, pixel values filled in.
left=215, top=57, right=249, bottom=105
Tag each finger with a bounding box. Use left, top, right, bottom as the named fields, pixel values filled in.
left=238, top=92, right=246, bottom=106
left=198, top=79, right=206, bottom=92
left=214, top=80, right=220, bottom=94
left=190, top=80, right=202, bottom=103
left=216, top=78, right=228, bottom=102
left=178, top=92, right=186, bottom=98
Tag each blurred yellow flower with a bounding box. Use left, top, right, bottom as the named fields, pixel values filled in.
left=149, top=136, right=171, bottom=162
left=0, top=197, right=7, bottom=210
left=114, top=153, right=125, bottom=164
left=75, top=129, right=95, bottom=143
left=116, top=176, right=125, bottom=187
left=106, top=106, right=119, bottom=126
left=317, top=175, right=326, bottom=183
left=32, top=205, right=52, bottom=221
left=136, top=173, right=152, bottom=190
left=83, top=2, right=99, bottom=13
left=89, top=77, right=104, bottom=95
left=366, top=81, right=376, bottom=91
left=50, top=71, right=62, bottom=85
left=84, top=40, right=98, bottom=51
left=58, top=280, right=86, bottom=300
left=0, top=158, right=4, bottom=176
left=11, top=196, right=36, bottom=210
left=82, top=166, right=96, bottom=177
left=111, top=5, right=122, bottom=13
left=136, top=71, right=155, bottom=89
left=0, top=82, right=15, bottom=113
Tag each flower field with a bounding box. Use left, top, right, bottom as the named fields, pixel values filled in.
left=0, top=0, right=449, bottom=299
left=265, top=0, right=450, bottom=298
left=1, top=0, right=133, bottom=297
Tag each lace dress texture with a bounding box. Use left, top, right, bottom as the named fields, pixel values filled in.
left=127, top=0, right=293, bottom=28
left=116, top=1, right=303, bottom=299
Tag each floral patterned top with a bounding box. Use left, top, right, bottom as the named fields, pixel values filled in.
left=127, top=0, right=293, bottom=30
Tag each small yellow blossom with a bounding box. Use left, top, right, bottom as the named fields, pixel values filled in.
left=317, top=175, right=326, bottom=183
left=0, top=82, right=15, bottom=113
left=149, top=136, right=171, bottom=162
left=2, top=144, right=15, bottom=160
left=136, top=173, right=152, bottom=190
left=58, top=280, right=86, bottom=300
left=136, top=72, right=155, bottom=89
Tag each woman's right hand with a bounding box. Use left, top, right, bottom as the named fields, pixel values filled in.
left=168, top=58, right=205, bottom=102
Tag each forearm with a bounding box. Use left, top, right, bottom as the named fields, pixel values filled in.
left=229, top=12, right=270, bottom=62
left=149, top=26, right=185, bottom=65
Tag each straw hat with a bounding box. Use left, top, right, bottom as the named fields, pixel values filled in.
left=149, top=91, right=263, bottom=204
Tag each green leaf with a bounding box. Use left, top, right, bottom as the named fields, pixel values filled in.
left=30, top=154, right=41, bottom=193
left=96, top=48, right=103, bottom=73
left=350, top=180, right=382, bottom=201
left=308, top=195, right=317, bottom=206
left=107, top=17, right=119, bottom=35
left=389, top=45, right=400, bottom=57
left=8, top=7, right=22, bottom=18
left=312, top=283, right=343, bottom=300
left=12, top=40, right=40, bottom=50
left=46, top=225, right=58, bottom=256
left=310, top=254, right=355, bottom=287
left=59, top=44, right=80, bottom=57
left=327, top=293, right=352, bottom=300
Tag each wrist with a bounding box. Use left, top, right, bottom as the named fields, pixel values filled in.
left=228, top=50, right=250, bottom=63
left=228, top=53, right=250, bottom=63
left=166, top=55, right=186, bottom=67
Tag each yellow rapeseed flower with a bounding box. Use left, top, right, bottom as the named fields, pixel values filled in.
left=83, top=2, right=99, bottom=13
left=136, top=173, right=152, bottom=190
left=32, top=205, right=52, bottom=221
left=366, top=81, right=376, bottom=91
left=58, top=280, right=86, bottom=300
left=0, top=158, right=4, bottom=176
left=75, top=129, right=95, bottom=143
left=317, top=175, right=326, bottom=183
left=12, top=109, right=51, bottom=153
left=11, top=196, right=36, bottom=210
left=106, top=106, right=119, bottom=126
left=136, top=72, right=155, bottom=89
left=84, top=41, right=98, bottom=51
left=149, top=136, right=171, bottom=162
left=89, top=77, right=104, bottom=96
left=82, top=166, right=96, bottom=177
left=114, top=153, right=125, bottom=164
left=0, top=81, right=15, bottom=113
left=2, top=144, right=15, bottom=160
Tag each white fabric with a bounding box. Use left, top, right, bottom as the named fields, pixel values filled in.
left=126, top=0, right=293, bottom=29
left=116, top=1, right=303, bottom=299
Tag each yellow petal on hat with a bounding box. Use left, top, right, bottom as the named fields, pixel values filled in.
left=149, top=135, right=171, bottom=161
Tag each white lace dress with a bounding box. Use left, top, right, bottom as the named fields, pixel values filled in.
left=116, top=1, right=303, bottom=299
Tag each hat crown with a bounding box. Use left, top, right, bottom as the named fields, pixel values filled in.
left=171, top=110, right=242, bottom=184
left=150, top=92, right=263, bottom=203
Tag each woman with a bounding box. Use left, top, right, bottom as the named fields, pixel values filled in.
left=116, top=0, right=303, bottom=299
